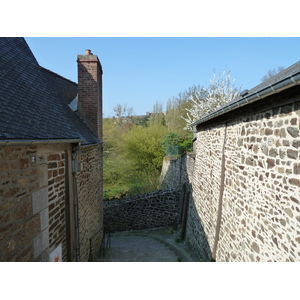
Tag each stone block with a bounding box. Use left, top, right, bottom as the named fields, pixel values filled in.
left=37, top=164, right=48, bottom=188
left=294, top=163, right=300, bottom=175
left=32, top=187, right=48, bottom=214
left=287, top=149, right=298, bottom=160
left=292, top=140, right=300, bottom=148
left=287, top=127, right=299, bottom=138
left=33, top=228, right=49, bottom=259
left=40, top=207, right=49, bottom=231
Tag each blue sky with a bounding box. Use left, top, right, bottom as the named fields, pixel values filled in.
left=25, top=37, right=300, bottom=117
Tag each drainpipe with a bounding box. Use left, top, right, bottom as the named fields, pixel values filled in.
left=72, top=146, right=81, bottom=262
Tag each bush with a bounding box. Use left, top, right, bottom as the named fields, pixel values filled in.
left=162, top=132, right=193, bottom=157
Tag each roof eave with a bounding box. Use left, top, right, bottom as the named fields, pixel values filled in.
left=0, top=138, right=84, bottom=147
left=190, top=71, right=300, bottom=130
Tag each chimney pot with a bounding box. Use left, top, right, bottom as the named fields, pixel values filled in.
left=85, top=49, right=91, bottom=55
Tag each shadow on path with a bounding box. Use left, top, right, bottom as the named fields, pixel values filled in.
left=95, top=227, right=200, bottom=262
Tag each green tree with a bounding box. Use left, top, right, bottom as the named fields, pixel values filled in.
left=150, top=100, right=165, bottom=126
left=103, top=117, right=133, bottom=199
left=161, top=132, right=182, bottom=157
left=161, top=132, right=193, bottom=157
left=124, top=124, right=168, bottom=174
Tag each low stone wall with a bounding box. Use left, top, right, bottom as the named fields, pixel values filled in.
left=104, top=187, right=182, bottom=232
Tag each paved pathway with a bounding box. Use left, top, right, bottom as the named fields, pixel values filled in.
left=95, top=227, right=199, bottom=262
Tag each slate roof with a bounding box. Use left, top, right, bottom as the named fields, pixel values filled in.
left=40, top=67, right=100, bottom=145
left=0, top=37, right=100, bottom=145
left=191, top=60, right=300, bottom=127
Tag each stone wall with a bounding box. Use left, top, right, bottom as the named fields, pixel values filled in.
left=0, top=144, right=71, bottom=261
left=186, top=90, right=300, bottom=261
left=76, top=143, right=103, bottom=262
left=160, top=153, right=195, bottom=189
left=0, top=143, right=103, bottom=262
left=159, top=153, right=210, bottom=260
left=0, top=145, right=40, bottom=261
left=47, top=152, right=68, bottom=261
left=104, top=187, right=182, bottom=232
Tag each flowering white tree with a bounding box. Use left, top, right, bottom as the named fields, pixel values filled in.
left=182, top=71, right=240, bottom=130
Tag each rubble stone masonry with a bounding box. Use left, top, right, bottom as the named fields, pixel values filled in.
left=104, top=187, right=182, bottom=232
left=0, top=142, right=103, bottom=262
left=47, top=152, right=67, bottom=261
left=0, top=145, right=40, bottom=261
left=160, top=153, right=195, bottom=189
left=0, top=144, right=70, bottom=261
left=187, top=93, right=300, bottom=261
left=76, top=144, right=103, bottom=262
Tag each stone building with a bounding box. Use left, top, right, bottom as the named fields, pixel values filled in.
left=185, top=60, right=300, bottom=261
left=0, top=38, right=103, bottom=262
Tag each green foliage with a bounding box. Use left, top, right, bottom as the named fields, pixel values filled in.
left=161, top=132, right=182, bottom=157
left=104, top=185, right=129, bottom=201
left=124, top=124, right=168, bottom=173
left=179, top=138, right=193, bottom=154
left=164, top=86, right=201, bottom=138
left=150, top=101, right=166, bottom=127
left=103, top=114, right=167, bottom=200
left=131, top=114, right=150, bottom=127
left=162, top=132, right=183, bottom=148
left=161, top=132, right=193, bottom=157
left=126, top=171, right=161, bottom=196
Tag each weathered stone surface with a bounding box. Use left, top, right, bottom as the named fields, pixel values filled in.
left=287, top=149, right=298, bottom=159
left=246, top=157, right=254, bottom=166
left=287, top=127, right=299, bottom=138
left=32, top=187, right=48, bottom=214
left=284, top=208, right=293, bottom=218
left=293, top=163, right=300, bottom=175
left=265, top=128, right=273, bottom=135
left=267, top=158, right=275, bottom=168
left=33, top=228, right=49, bottom=259
left=289, top=178, right=300, bottom=187
left=292, top=140, right=300, bottom=148
left=251, top=242, right=260, bottom=253
left=269, top=148, right=278, bottom=157
left=104, top=187, right=182, bottom=232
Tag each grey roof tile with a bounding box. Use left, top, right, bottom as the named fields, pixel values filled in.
left=0, top=37, right=100, bottom=145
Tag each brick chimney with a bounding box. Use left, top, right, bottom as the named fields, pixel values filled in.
left=77, top=49, right=103, bottom=140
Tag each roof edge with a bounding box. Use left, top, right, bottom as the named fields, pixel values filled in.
left=0, top=138, right=84, bottom=147
left=40, top=66, right=78, bottom=86
left=191, top=71, right=300, bottom=128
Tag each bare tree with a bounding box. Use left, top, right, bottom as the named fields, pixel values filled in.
left=113, top=103, right=134, bottom=127
left=260, top=66, right=285, bottom=82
